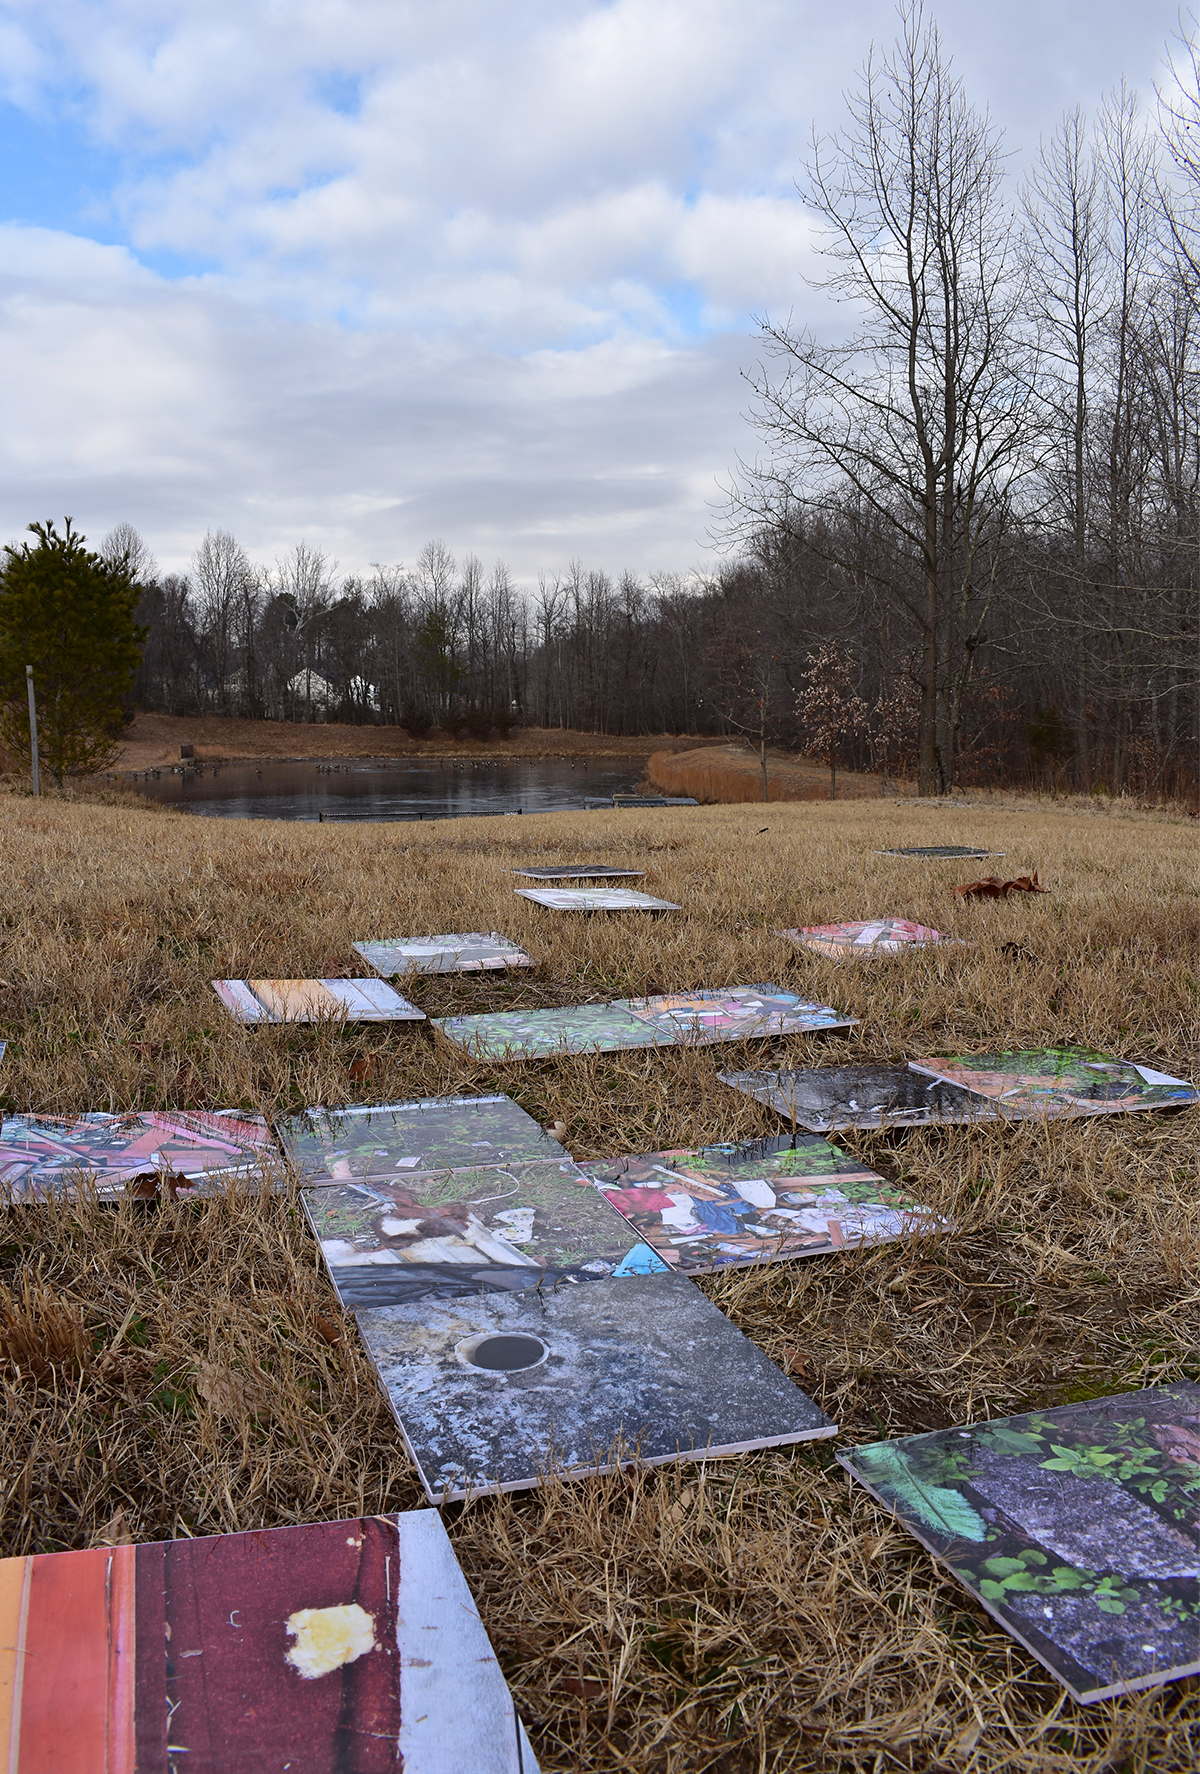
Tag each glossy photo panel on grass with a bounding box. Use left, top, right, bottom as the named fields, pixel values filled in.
left=908, top=1048, right=1198, bottom=1119
left=213, top=979, right=424, bottom=1023
left=280, top=1095, right=569, bottom=1181
left=779, top=919, right=955, bottom=959
left=719, top=1064, right=996, bottom=1132
left=353, top=934, right=536, bottom=975
left=0, top=1109, right=275, bottom=1200
left=0, top=1510, right=538, bottom=1772
left=435, top=987, right=857, bottom=1061
left=874, top=846, right=1002, bottom=859
left=514, top=886, right=680, bottom=912
left=511, top=864, right=645, bottom=881
left=356, top=1269, right=836, bottom=1502
left=838, top=1383, right=1200, bottom=1704
left=578, top=1134, right=942, bottom=1273
left=303, top=1157, right=665, bottom=1308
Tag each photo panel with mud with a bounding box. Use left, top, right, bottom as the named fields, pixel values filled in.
left=303, top=1156, right=666, bottom=1308
left=577, top=1133, right=943, bottom=1273
left=838, top=1383, right=1200, bottom=1704
left=513, top=886, right=680, bottom=912
left=213, top=978, right=424, bottom=1023
left=353, top=933, right=536, bottom=975
left=435, top=987, right=857, bottom=1061
left=0, top=1510, right=538, bottom=1772
left=907, top=1047, right=1198, bottom=1119
left=718, top=1064, right=990, bottom=1132
left=779, top=919, right=955, bottom=959
left=0, top=1109, right=276, bottom=1201
left=279, top=1094, right=569, bottom=1182
left=356, top=1268, right=835, bottom=1502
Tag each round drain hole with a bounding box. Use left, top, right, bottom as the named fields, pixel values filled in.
left=457, top=1333, right=549, bottom=1373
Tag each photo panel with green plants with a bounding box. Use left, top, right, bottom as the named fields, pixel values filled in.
left=435, top=987, right=857, bottom=1061
left=357, top=1269, right=837, bottom=1503
left=577, top=1134, right=943, bottom=1273
left=303, top=1157, right=666, bottom=1308
left=838, top=1383, right=1200, bottom=1703
left=353, top=933, right=536, bottom=975
left=908, top=1048, right=1198, bottom=1119
left=279, top=1095, right=569, bottom=1182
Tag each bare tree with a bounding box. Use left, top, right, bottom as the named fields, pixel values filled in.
left=725, top=1, right=1037, bottom=795
left=193, top=530, right=252, bottom=712
left=796, top=642, right=869, bottom=799
left=100, top=522, right=157, bottom=585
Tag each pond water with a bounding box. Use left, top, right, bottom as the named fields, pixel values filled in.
left=129, top=757, right=643, bottom=822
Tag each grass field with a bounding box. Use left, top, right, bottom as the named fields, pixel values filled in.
left=0, top=789, right=1196, bottom=1772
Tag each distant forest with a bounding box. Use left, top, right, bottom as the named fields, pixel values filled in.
left=120, top=23, right=1200, bottom=800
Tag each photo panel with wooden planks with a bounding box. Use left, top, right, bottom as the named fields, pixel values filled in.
left=514, top=886, right=680, bottom=912
left=213, top=978, right=424, bottom=1023
left=0, top=1510, right=538, bottom=1772
left=353, top=933, right=536, bottom=976
left=838, top=1383, right=1200, bottom=1704
left=303, top=1157, right=666, bottom=1308
left=356, top=1268, right=836, bottom=1502
left=435, top=987, right=857, bottom=1061
left=279, top=1095, right=569, bottom=1182
left=577, top=1133, right=943, bottom=1273
left=0, top=1109, right=276, bottom=1200
left=779, top=919, right=956, bottom=959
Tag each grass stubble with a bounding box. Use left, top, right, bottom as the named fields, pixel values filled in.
left=0, top=788, right=1196, bottom=1773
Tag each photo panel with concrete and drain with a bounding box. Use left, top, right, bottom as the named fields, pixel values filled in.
left=353, top=933, right=536, bottom=976
left=302, top=1157, right=665, bottom=1308
left=0, top=1109, right=276, bottom=1200
left=279, top=1094, right=569, bottom=1182
left=213, top=978, right=424, bottom=1023
left=354, top=1269, right=835, bottom=1502
left=577, top=1133, right=943, bottom=1273
left=838, top=1382, right=1200, bottom=1704
left=0, top=1509, right=538, bottom=1772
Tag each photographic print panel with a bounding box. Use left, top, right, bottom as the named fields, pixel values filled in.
left=838, top=1383, right=1200, bottom=1703
left=511, top=865, right=645, bottom=881
left=718, top=1064, right=989, bottom=1132
left=779, top=920, right=954, bottom=958
left=513, top=887, right=680, bottom=911
left=279, top=1095, right=568, bottom=1182
left=0, top=1109, right=275, bottom=1200
left=354, top=934, right=536, bottom=976
left=213, top=980, right=424, bottom=1023
left=908, top=1048, right=1198, bottom=1119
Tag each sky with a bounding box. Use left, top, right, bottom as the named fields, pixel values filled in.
left=0, top=0, right=1187, bottom=583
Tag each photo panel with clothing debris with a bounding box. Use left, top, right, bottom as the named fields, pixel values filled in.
left=908, top=1047, right=1198, bottom=1119
left=0, top=1510, right=538, bottom=1773
left=303, top=1157, right=665, bottom=1308
left=511, top=864, right=645, bottom=881
left=353, top=933, right=536, bottom=976
left=779, top=919, right=955, bottom=959
left=577, top=1134, right=943, bottom=1273
left=0, top=1109, right=276, bottom=1200
left=279, top=1095, right=569, bottom=1182
left=838, top=1383, right=1200, bottom=1704
left=435, top=987, right=857, bottom=1061
left=356, top=1268, right=836, bottom=1503
left=719, top=1064, right=990, bottom=1132
left=514, top=886, right=680, bottom=912
left=213, top=978, right=424, bottom=1023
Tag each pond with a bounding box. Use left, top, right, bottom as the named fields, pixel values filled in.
left=129, top=757, right=644, bottom=822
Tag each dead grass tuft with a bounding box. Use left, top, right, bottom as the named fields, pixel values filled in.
left=0, top=790, right=1196, bottom=1769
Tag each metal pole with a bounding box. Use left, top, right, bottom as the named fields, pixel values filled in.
left=25, top=667, right=39, bottom=797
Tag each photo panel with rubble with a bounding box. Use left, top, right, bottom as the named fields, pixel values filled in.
left=907, top=1047, right=1199, bottom=1119
left=874, top=845, right=1003, bottom=859
left=718, top=1064, right=990, bottom=1132
left=578, top=1134, right=943, bottom=1273
left=435, top=987, right=857, bottom=1061
left=280, top=1094, right=569, bottom=1183
left=0, top=1509, right=538, bottom=1773
left=511, top=864, right=645, bottom=881
left=838, top=1383, right=1200, bottom=1704
left=779, top=919, right=956, bottom=959
left=213, top=978, right=424, bottom=1023
left=354, top=934, right=536, bottom=976
left=357, top=1268, right=836, bottom=1502
left=514, top=886, right=680, bottom=912
left=0, top=1109, right=276, bottom=1200
left=303, top=1156, right=665, bottom=1308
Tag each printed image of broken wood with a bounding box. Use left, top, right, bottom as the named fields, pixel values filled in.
left=953, top=871, right=1048, bottom=899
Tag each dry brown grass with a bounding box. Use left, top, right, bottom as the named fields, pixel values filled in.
left=648, top=742, right=894, bottom=803
left=0, top=790, right=1197, bottom=1771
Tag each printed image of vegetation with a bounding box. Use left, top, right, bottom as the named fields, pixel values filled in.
left=279, top=1094, right=567, bottom=1178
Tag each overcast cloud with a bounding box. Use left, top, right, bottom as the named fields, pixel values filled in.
left=0, top=0, right=1186, bottom=580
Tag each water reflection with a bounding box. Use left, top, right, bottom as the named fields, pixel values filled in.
left=131, top=756, right=642, bottom=822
